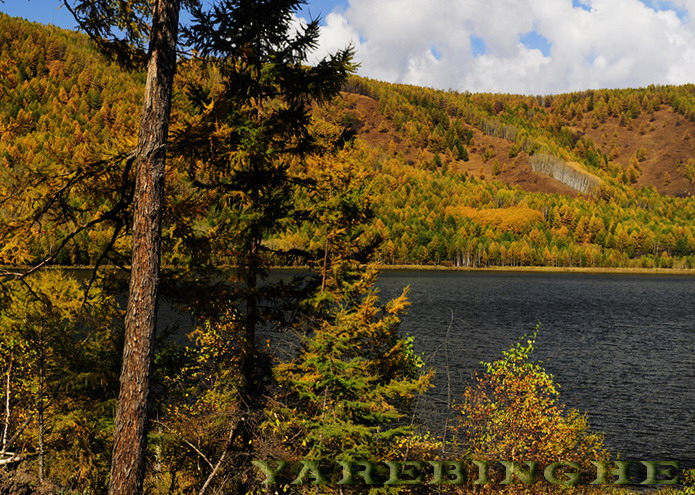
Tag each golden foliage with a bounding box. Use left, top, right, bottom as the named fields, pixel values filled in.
left=446, top=206, right=545, bottom=234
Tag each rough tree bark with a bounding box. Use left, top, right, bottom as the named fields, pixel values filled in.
left=108, top=1, right=180, bottom=494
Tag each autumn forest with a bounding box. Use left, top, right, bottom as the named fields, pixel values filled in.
left=0, top=4, right=694, bottom=494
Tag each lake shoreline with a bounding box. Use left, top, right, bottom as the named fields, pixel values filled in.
left=375, top=264, right=695, bottom=275
left=4, top=264, right=695, bottom=276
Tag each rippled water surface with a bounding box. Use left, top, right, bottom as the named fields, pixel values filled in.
left=374, top=270, right=695, bottom=465
left=152, top=268, right=694, bottom=465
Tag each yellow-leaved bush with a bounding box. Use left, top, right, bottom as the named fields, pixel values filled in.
left=454, top=329, right=614, bottom=493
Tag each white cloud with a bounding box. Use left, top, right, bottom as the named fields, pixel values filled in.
left=304, top=0, right=695, bottom=94
left=314, top=12, right=363, bottom=59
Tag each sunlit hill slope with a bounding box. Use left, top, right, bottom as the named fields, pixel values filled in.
left=2, top=13, right=695, bottom=269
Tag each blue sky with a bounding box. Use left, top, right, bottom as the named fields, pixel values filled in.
left=0, top=1, right=77, bottom=29
left=2, top=0, right=695, bottom=94
left=0, top=1, right=348, bottom=31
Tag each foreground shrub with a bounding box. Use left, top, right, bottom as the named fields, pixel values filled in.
left=454, top=329, right=613, bottom=493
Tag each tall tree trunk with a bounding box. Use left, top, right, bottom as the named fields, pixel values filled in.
left=37, top=401, right=44, bottom=482
left=37, top=326, right=45, bottom=482
left=242, top=234, right=261, bottom=399
left=321, top=237, right=329, bottom=292
left=108, top=1, right=180, bottom=494
left=1, top=356, right=11, bottom=457
left=38, top=352, right=44, bottom=482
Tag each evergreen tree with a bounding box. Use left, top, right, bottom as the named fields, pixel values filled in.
left=158, top=0, right=354, bottom=491
left=269, top=267, right=432, bottom=461
left=176, top=0, right=354, bottom=398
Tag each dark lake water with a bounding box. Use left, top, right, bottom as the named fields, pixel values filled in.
left=128, top=267, right=695, bottom=466
left=373, top=270, right=695, bottom=466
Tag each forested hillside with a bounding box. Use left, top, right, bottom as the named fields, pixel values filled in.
left=2, top=13, right=695, bottom=270
left=2, top=12, right=695, bottom=494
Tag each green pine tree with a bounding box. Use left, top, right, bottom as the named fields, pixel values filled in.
left=267, top=266, right=432, bottom=461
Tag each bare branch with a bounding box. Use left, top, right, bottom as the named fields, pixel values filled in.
left=152, top=420, right=214, bottom=470
left=81, top=218, right=125, bottom=308
left=0, top=150, right=136, bottom=283
left=0, top=453, right=23, bottom=466
left=2, top=412, right=34, bottom=455
left=198, top=423, right=237, bottom=495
